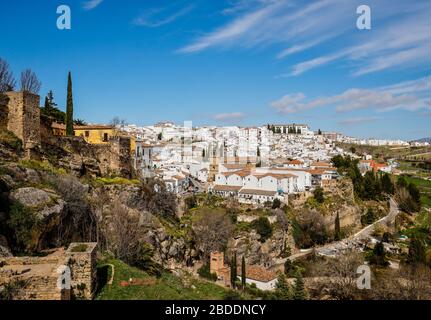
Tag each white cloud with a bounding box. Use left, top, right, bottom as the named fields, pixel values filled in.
left=178, top=0, right=351, bottom=55
left=287, top=7, right=431, bottom=76
left=337, top=117, right=380, bottom=125
left=178, top=2, right=281, bottom=53
left=271, top=75, right=431, bottom=114
left=133, top=5, right=194, bottom=27
left=83, top=0, right=103, bottom=11
left=212, top=112, right=246, bottom=122
left=177, top=0, right=431, bottom=76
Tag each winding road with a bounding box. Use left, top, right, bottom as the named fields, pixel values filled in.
left=275, top=197, right=400, bottom=268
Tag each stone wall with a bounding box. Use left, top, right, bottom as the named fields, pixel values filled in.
left=0, top=254, right=66, bottom=300
left=0, top=242, right=98, bottom=300
left=5, top=91, right=40, bottom=155
left=94, top=136, right=132, bottom=178
left=65, top=242, right=97, bottom=300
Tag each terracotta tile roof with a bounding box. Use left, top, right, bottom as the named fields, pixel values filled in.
left=239, top=189, right=277, bottom=196
left=222, top=169, right=251, bottom=178
left=238, top=265, right=277, bottom=282
left=286, top=159, right=303, bottom=165
left=222, top=163, right=248, bottom=170
left=311, top=161, right=332, bottom=167
left=172, top=175, right=185, bottom=180
left=213, top=185, right=242, bottom=192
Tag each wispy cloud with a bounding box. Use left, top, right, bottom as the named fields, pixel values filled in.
left=178, top=2, right=281, bottom=53
left=212, top=112, right=246, bottom=122
left=337, top=117, right=380, bottom=126
left=82, top=0, right=103, bottom=11
left=285, top=4, right=431, bottom=76
left=178, top=0, right=431, bottom=77
left=133, top=4, right=194, bottom=27
left=271, top=75, right=431, bottom=114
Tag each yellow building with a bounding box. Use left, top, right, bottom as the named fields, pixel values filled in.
left=51, top=122, right=115, bottom=144
left=74, top=125, right=115, bottom=144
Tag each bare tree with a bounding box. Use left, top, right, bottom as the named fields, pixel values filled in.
left=193, top=208, right=233, bottom=261
left=370, top=264, right=431, bottom=300
left=317, top=251, right=365, bottom=300
left=103, top=199, right=142, bottom=263
left=139, top=178, right=177, bottom=218
left=0, top=58, right=16, bottom=93
left=20, top=69, right=41, bottom=94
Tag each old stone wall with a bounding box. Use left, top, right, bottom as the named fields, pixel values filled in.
left=65, top=242, right=97, bottom=300
left=5, top=91, right=40, bottom=154
left=94, top=136, right=132, bottom=178
left=0, top=242, right=97, bottom=300
left=0, top=254, right=66, bottom=300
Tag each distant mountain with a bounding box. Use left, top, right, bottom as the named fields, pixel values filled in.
left=411, top=137, right=431, bottom=143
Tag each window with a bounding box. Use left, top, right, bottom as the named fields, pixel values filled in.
left=85, top=131, right=89, bottom=138
left=103, top=133, right=109, bottom=142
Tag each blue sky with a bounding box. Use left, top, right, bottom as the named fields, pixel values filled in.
left=1, top=0, right=431, bottom=140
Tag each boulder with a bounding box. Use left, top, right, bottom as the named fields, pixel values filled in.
left=9, top=187, right=65, bottom=220
left=0, top=235, right=12, bottom=257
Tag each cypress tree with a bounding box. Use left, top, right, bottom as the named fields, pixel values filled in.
left=408, top=236, right=427, bottom=265
left=334, top=212, right=341, bottom=241
left=230, top=253, right=237, bottom=289
left=241, top=256, right=246, bottom=290
left=65, top=71, right=74, bottom=136
left=293, top=272, right=306, bottom=300
left=381, top=173, right=394, bottom=195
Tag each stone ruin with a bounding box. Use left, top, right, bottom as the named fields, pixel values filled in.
left=3, top=90, right=133, bottom=178
left=0, top=242, right=98, bottom=300
left=4, top=91, right=40, bottom=158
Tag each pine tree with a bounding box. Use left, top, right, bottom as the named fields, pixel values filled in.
left=47, top=90, right=57, bottom=107
left=241, top=256, right=246, bottom=290
left=275, top=273, right=291, bottom=300
left=44, top=96, right=50, bottom=109
left=334, top=212, right=341, bottom=241
left=293, top=272, right=306, bottom=300
left=65, top=72, right=74, bottom=136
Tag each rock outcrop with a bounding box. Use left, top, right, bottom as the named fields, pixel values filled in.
left=10, top=187, right=65, bottom=220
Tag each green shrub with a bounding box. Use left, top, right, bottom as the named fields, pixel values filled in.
left=133, top=244, right=162, bottom=277
left=0, top=279, right=28, bottom=300
left=71, top=244, right=88, bottom=252
left=197, top=263, right=217, bottom=281
left=251, top=217, right=273, bottom=243
left=0, top=129, right=22, bottom=150
left=313, top=187, right=324, bottom=203
left=7, top=203, right=37, bottom=252
left=361, top=208, right=378, bottom=226
left=272, top=198, right=281, bottom=209
left=223, top=290, right=243, bottom=300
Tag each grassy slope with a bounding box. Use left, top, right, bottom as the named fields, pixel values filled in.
left=96, top=259, right=228, bottom=300
left=403, top=176, right=431, bottom=208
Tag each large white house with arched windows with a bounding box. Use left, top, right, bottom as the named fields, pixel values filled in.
left=210, top=167, right=312, bottom=204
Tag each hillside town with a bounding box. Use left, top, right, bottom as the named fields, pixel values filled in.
left=1, top=67, right=431, bottom=301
